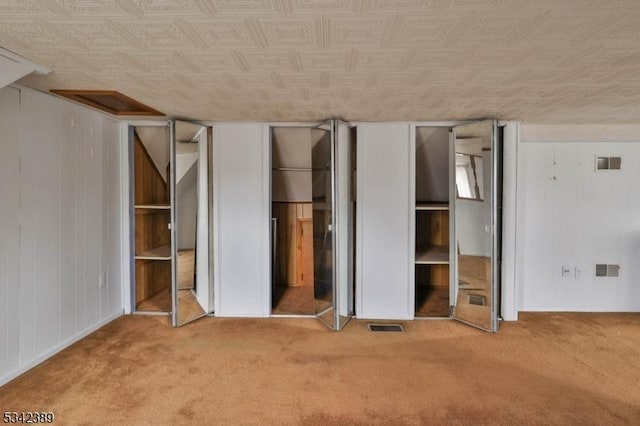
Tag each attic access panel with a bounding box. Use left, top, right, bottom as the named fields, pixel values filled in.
left=50, top=90, right=164, bottom=116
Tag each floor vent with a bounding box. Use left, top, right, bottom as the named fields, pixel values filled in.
left=368, top=324, right=404, bottom=332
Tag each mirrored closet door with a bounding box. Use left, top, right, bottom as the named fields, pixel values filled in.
left=171, top=120, right=213, bottom=327
left=451, top=120, right=501, bottom=332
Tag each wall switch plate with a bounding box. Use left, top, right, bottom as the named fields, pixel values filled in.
left=562, top=266, right=571, bottom=277
left=98, top=273, right=104, bottom=288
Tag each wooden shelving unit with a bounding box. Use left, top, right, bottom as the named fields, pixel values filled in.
left=415, top=202, right=449, bottom=211
left=135, top=245, right=172, bottom=261
left=133, top=130, right=172, bottom=310
left=135, top=204, right=171, bottom=210
left=414, top=126, right=451, bottom=318
left=415, top=245, right=449, bottom=264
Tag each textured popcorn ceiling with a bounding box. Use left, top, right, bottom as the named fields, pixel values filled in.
left=1, top=0, right=640, bottom=123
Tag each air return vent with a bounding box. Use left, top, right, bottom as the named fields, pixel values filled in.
left=468, top=294, right=486, bottom=306
left=50, top=90, right=163, bottom=116
left=595, top=264, right=620, bottom=277
left=595, top=156, right=622, bottom=171
left=368, top=324, right=404, bottom=332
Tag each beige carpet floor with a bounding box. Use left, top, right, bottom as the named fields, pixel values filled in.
left=272, top=285, right=315, bottom=315
left=1, top=313, right=639, bottom=425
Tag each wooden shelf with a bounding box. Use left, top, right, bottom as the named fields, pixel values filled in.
left=135, top=204, right=170, bottom=210
left=416, top=203, right=449, bottom=211
left=415, top=245, right=449, bottom=264
left=135, top=245, right=172, bottom=260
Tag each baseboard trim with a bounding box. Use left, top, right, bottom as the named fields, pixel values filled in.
left=0, top=310, right=124, bottom=387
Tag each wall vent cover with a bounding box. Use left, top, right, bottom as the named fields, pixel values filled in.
left=50, top=90, right=164, bottom=116
left=368, top=324, right=404, bottom=332
left=468, top=294, right=486, bottom=306
left=596, top=156, right=622, bottom=171
left=595, top=264, right=620, bottom=277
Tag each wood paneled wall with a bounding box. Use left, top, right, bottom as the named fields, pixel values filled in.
left=273, top=202, right=313, bottom=287
left=135, top=260, right=171, bottom=303
left=134, top=209, right=170, bottom=255
left=415, top=265, right=450, bottom=288
left=416, top=210, right=449, bottom=248
left=134, top=133, right=168, bottom=205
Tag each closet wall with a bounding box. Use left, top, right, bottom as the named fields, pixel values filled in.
left=516, top=125, right=640, bottom=312
left=356, top=123, right=413, bottom=319
left=0, top=86, right=122, bottom=386
left=213, top=123, right=270, bottom=316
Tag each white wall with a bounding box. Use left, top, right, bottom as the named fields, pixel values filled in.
left=0, top=86, right=122, bottom=386
left=356, top=123, right=413, bottom=320
left=516, top=125, right=640, bottom=312
left=213, top=123, right=270, bottom=317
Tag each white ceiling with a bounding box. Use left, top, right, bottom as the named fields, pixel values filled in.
left=2, top=0, right=640, bottom=123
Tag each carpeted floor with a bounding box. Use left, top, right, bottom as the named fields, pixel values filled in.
left=1, top=313, right=639, bottom=425
left=273, top=285, right=315, bottom=315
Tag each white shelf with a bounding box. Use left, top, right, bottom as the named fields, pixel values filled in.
left=135, top=204, right=170, bottom=210
left=135, top=245, right=172, bottom=260
left=416, top=203, right=449, bottom=211
left=415, top=246, right=449, bottom=264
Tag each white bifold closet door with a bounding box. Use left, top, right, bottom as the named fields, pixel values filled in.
left=213, top=123, right=271, bottom=317
left=356, top=123, right=413, bottom=320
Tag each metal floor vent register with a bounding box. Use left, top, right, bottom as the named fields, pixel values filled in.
left=368, top=324, right=405, bottom=332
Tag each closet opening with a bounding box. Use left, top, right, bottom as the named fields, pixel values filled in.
left=415, top=127, right=451, bottom=318
left=269, top=121, right=355, bottom=329
left=270, top=126, right=319, bottom=315
left=131, top=125, right=172, bottom=314
left=130, top=121, right=212, bottom=325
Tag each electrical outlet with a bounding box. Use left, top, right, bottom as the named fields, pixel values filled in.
left=575, top=267, right=581, bottom=279
left=562, top=266, right=571, bottom=277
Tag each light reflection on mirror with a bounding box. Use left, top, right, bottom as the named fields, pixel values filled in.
left=455, top=153, right=483, bottom=201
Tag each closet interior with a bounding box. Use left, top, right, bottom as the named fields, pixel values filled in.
left=270, top=127, right=320, bottom=315
left=132, top=126, right=172, bottom=313
left=131, top=121, right=210, bottom=325
left=415, top=127, right=451, bottom=317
